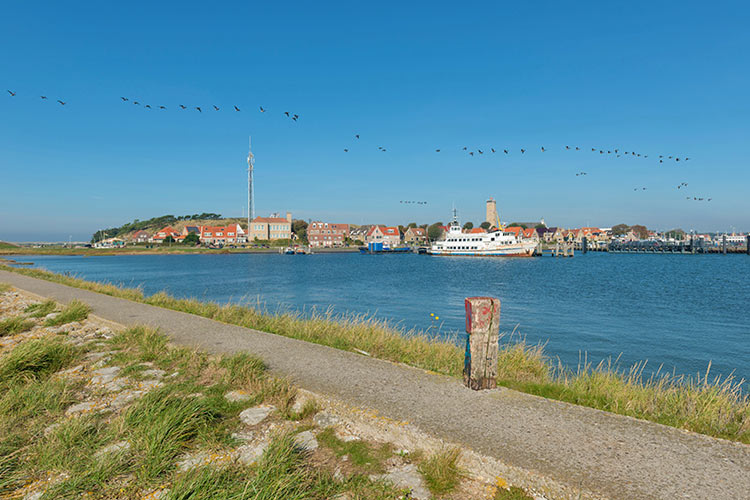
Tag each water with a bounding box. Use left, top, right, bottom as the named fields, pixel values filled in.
left=17, top=252, right=750, bottom=383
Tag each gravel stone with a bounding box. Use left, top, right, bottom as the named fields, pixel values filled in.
left=239, top=405, right=275, bottom=426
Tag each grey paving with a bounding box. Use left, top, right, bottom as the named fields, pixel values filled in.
left=2, top=269, right=748, bottom=499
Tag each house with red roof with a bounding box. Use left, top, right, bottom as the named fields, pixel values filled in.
left=503, top=226, right=523, bottom=238
left=151, top=226, right=180, bottom=243
left=464, top=227, right=487, bottom=234
left=403, top=227, right=428, bottom=245
left=522, top=227, right=539, bottom=240
left=199, top=224, right=247, bottom=245
left=130, top=230, right=151, bottom=244
left=365, top=225, right=401, bottom=248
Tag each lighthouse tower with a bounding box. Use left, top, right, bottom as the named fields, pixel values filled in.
left=486, top=197, right=498, bottom=227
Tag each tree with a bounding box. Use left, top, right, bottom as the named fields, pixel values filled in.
left=480, top=221, right=491, bottom=230
left=398, top=225, right=407, bottom=234
left=611, top=224, right=629, bottom=236
left=509, top=222, right=528, bottom=229
left=427, top=223, right=444, bottom=241
left=630, top=225, right=649, bottom=239
left=182, top=233, right=200, bottom=245
left=162, top=235, right=175, bottom=244
left=292, top=220, right=308, bottom=244
left=535, top=223, right=546, bottom=229
left=407, top=222, right=417, bottom=229
left=463, top=222, right=474, bottom=230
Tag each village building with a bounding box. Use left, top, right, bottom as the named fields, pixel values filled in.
left=93, top=237, right=126, bottom=249
left=130, top=230, right=151, bottom=244
left=403, top=227, right=428, bottom=245
left=365, top=225, right=401, bottom=248
left=522, top=228, right=539, bottom=241
left=347, top=225, right=370, bottom=244
left=150, top=226, right=180, bottom=243
left=308, top=221, right=350, bottom=247
left=249, top=213, right=293, bottom=241
left=198, top=224, right=247, bottom=245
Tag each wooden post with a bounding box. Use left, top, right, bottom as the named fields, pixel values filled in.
left=464, top=297, right=500, bottom=390
left=746, top=235, right=750, bottom=255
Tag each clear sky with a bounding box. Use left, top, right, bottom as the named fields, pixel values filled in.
left=1, top=1, right=749, bottom=241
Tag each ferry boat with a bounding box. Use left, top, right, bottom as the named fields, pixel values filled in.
left=429, top=209, right=538, bottom=257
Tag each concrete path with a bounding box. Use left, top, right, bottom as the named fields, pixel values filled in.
left=2, top=269, right=748, bottom=500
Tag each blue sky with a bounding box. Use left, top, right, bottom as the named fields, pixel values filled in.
left=1, top=1, right=749, bottom=241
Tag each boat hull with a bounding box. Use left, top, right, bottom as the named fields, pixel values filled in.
left=428, top=242, right=538, bottom=257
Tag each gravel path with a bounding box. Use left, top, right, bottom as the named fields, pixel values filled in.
left=2, top=269, right=748, bottom=500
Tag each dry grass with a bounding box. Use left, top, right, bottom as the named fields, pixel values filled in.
left=1, top=264, right=748, bottom=443
left=418, top=447, right=464, bottom=496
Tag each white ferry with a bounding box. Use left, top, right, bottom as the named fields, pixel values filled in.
left=429, top=209, right=538, bottom=257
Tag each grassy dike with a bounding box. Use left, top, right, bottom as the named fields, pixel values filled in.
left=1, top=263, right=748, bottom=444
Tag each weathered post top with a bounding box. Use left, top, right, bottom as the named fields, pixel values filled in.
left=464, top=297, right=500, bottom=390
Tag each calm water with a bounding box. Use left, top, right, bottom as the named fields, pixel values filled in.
left=18, top=252, right=750, bottom=383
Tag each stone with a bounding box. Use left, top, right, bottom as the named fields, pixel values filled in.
left=110, top=389, right=144, bottom=410
left=313, top=411, right=340, bottom=429
left=374, top=464, right=431, bottom=500
left=95, top=441, right=130, bottom=457
left=239, top=405, right=275, bottom=426
left=293, top=430, right=318, bottom=451
left=58, top=364, right=84, bottom=376
left=65, top=401, right=99, bottom=416
left=85, top=352, right=109, bottom=361
left=224, top=390, right=253, bottom=403
left=103, top=378, right=128, bottom=392
left=142, top=368, right=166, bottom=378
left=231, top=430, right=255, bottom=442
left=90, top=366, right=120, bottom=385
left=136, top=379, right=163, bottom=391
left=237, top=440, right=269, bottom=465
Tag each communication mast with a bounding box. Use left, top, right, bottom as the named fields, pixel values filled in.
left=247, top=136, right=255, bottom=230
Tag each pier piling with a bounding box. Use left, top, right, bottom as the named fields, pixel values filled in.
left=747, top=235, right=750, bottom=255
left=582, top=237, right=588, bottom=254
left=463, top=297, right=500, bottom=390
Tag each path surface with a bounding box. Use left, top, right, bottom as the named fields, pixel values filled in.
left=2, top=270, right=748, bottom=500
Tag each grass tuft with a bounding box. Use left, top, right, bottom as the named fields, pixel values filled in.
left=44, top=299, right=91, bottom=326
left=418, top=447, right=464, bottom=496
left=24, top=300, right=56, bottom=318
left=494, top=486, right=535, bottom=500
left=0, top=316, right=36, bottom=337
left=0, top=339, right=76, bottom=385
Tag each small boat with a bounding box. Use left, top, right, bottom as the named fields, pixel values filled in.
left=359, top=243, right=412, bottom=254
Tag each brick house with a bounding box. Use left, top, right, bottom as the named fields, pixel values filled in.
left=249, top=213, right=293, bottom=241
left=348, top=225, right=370, bottom=244
left=308, top=222, right=350, bottom=247
left=130, top=230, right=151, bottom=244
left=403, top=227, right=428, bottom=246
left=365, top=225, right=401, bottom=248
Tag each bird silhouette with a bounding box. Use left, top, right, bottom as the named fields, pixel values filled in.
left=133, top=101, right=140, bottom=105
left=675, top=158, right=680, bottom=162
left=292, top=114, right=298, bottom=121
left=521, top=149, right=526, bottom=154
left=381, top=148, right=386, bottom=152
left=707, top=198, right=712, bottom=201
left=660, top=160, right=663, bottom=163
left=57, top=100, right=66, bottom=105
left=591, top=148, right=596, bottom=152
left=575, top=147, right=580, bottom=150
left=179, top=105, right=186, bottom=109
left=355, top=135, right=360, bottom=139
left=685, top=158, right=690, bottom=161
left=7, top=90, right=16, bottom=96
left=504, top=149, right=508, bottom=154
left=144, top=104, right=151, bottom=109
left=463, top=146, right=468, bottom=150
left=284, top=111, right=290, bottom=117
left=213, top=105, right=219, bottom=111
left=120, top=97, right=128, bottom=102
left=491, top=148, right=496, bottom=153
left=469, top=152, right=474, bottom=156
left=566, top=146, right=570, bottom=150
left=40, top=96, right=47, bottom=100
left=159, top=105, right=166, bottom=110
left=234, top=106, right=240, bottom=111
left=435, top=149, right=440, bottom=152
left=478, top=149, right=483, bottom=154
left=195, top=107, right=201, bottom=112
left=541, top=146, right=546, bottom=152
left=344, top=149, right=349, bottom=152
left=259, top=106, right=265, bottom=112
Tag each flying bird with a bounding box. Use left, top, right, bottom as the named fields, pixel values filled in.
left=503, top=149, right=508, bottom=154
left=7, top=90, right=16, bottom=96
left=195, top=107, right=201, bottom=112
left=478, top=149, right=483, bottom=154
left=284, top=111, right=290, bottom=117
left=355, top=134, right=360, bottom=139
left=40, top=96, right=47, bottom=100
left=213, top=105, right=219, bottom=111
left=435, top=149, right=440, bottom=152
left=343, top=149, right=349, bottom=152
left=575, top=147, right=580, bottom=150
left=179, top=105, right=186, bottom=109
left=292, top=114, right=298, bottom=121
left=491, top=148, right=496, bottom=153
left=234, top=106, right=240, bottom=111
left=566, top=145, right=570, bottom=150
left=144, top=104, right=151, bottom=109
left=520, top=149, right=525, bottom=154
left=159, top=105, right=166, bottom=110
left=469, top=152, right=474, bottom=156
left=57, top=100, right=66, bottom=105
left=120, top=97, right=128, bottom=102
left=259, top=106, right=265, bottom=112
left=541, top=146, right=546, bottom=152
left=133, top=101, right=140, bottom=105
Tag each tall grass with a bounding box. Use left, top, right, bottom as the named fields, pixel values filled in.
left=44, top=299, right=91, bottom=326
left=1, top=264, right=748, bottom=443
left=0, top=316, right=35, bottom=337
left=418, top=447, right=464, bottom=496
left=24, top=300, right=56, bottom=318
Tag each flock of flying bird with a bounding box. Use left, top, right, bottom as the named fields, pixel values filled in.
left=5, top=87, right=712, bottom=203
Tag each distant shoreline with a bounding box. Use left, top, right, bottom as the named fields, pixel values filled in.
left=0, top=246, right=361, bottom=257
